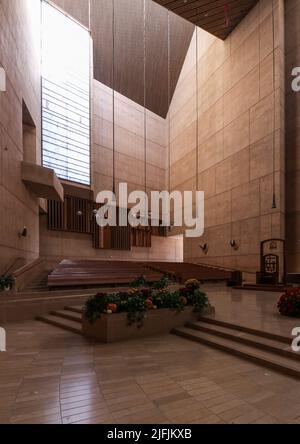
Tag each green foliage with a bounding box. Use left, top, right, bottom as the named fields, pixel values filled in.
left=152, top=275, right=169, bottom=290
left=0, top=275, right=15, bottom=292
left=192, top=289, right=209, bottom=314
left=130, top=274, right=169, bottom=290
left=130, top=275, right=148, bottom=288
left=127, top=292, right=147, bottom=328
left=155, top=289, right=184, bottom=311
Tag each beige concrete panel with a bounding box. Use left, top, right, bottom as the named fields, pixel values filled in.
left=223, top=112, right=250, bottom=159
left=224, top=66, right=260, bottom=127
left=231, top=180, right=260, bottom=222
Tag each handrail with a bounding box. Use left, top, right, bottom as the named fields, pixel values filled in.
left=193, top=262, right=256, bottom=275
left=2, top=257, right=25, bottom=276
left=14, top=258, right=46, bottom=278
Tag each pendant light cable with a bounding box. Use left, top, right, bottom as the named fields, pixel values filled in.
left=144, top=0, right=147, bottom=194
left=272, top=0, right=277, bottom=209
left=196, top=26, right=199, bottom=191
left=112, top=0, right=116, bottom=195
left=168, top=12, right=171, bottom=193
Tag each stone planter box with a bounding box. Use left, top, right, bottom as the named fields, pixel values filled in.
left=82, top=307, right=200, bottom=343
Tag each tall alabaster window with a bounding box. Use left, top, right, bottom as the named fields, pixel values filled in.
left=42, top=1, right=91, bottom=185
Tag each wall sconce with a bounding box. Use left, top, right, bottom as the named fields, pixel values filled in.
left=199, top=243, right=209, bottom=255
left=0, top=67, right=6, bottom=92
left=18, top=227, right=28, bottom=238
left=230, top=239, right=239, bottom=250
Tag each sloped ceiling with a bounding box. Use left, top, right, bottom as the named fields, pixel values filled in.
left=52, top=0, right=194, bottom=118
left=153, top=0, right=259, bottom=40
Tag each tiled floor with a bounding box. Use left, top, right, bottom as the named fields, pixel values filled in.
left=1, top=314, right=300, bottom=424
left=203, top=283, right=299, bottom=338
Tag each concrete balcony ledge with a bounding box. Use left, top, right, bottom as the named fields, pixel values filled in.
left=21, top=162, right=64, bottom=202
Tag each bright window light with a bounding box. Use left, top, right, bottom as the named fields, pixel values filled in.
left=42, top=1, right=91, bottom=185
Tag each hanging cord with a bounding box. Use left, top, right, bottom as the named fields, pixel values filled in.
left=144, top=0, right=147, bottom=194
left=167, top=12, right=171, bottom=193
left=88, top=0, right=91, bottom=31
left=195, top=26, right=199, bottom=191
left=112, top=0, right=116, bottom=195
left=272, top=0, right=277, bottom=209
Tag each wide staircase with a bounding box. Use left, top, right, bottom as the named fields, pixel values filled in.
left=23, top=271, right=50, bottom=293
left=173, top=317, right=300, bottom=379
left=36, top=305, right=300, bottom=379
left=48, top=260, right=164, bottom=289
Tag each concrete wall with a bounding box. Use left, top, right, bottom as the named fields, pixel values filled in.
left=0, top=0, right=289, bottom=272
left=168, top=0, right=286, bottom=273
left=285, top=0, right=300, bottom=272
left=92, top=80, right=167, bottom=198
left=0, top=0, right=41, bottom=274
left=39, top=79, right=183, bottom=263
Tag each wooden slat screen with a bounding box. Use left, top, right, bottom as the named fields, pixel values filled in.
left=47, top=196, right=92, bottom=234
left=91, top=205, right=131, bottom=250
left=47, top=199, right=66, bottom=231
left=48, top=199, right=157, bottom=250
left=132, top=227, right=152, bottom=248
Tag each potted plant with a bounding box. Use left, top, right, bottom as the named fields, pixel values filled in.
left=278, top=289, right=300, bottom=318
left=0, top=275, right=15, bottom=292
left=82, top=278, right=214, bottom=342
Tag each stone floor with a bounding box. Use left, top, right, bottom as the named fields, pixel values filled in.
left=1, top=312, right=300, bottom=424
left=203, top=283, right=299, bottom=338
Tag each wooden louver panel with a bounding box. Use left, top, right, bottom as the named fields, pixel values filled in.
left=48, top=199, right=158, bottom=250
left=132, top=227, right=152, bottom=248
left=47, top=196, right=92, bottom=234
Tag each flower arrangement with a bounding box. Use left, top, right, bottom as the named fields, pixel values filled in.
left=184, top=279, right=201, bottom=291
left=0, top=275, right=15, bottom=292
left=130, top=274, right=169, bottom=289
left=83, top=278, right=210, bottom=328
left=278, top=289, right=300, bottom=318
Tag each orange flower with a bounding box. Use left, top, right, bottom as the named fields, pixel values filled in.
left=180, top=296, right=188, bottom=306
left=107, top=303, right=118, bottom=313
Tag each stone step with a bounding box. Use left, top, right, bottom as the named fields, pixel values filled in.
left=50, top=309, right=82, bottom=323
left=172, top=327, right=300, bottom=380
left=64, top=305, right=83, bottom=314
left=186, top=321, right=299, bottom=362
left=36, top=314, right=82, bottom=335
left=198, top=316, right=290, bottom=344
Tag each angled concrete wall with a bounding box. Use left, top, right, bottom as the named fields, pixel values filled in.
left=0, top=0, right=41, bottom=274
left=285, top=0, right=300, bottom=272
left=168, top=0, right=286, bottom=273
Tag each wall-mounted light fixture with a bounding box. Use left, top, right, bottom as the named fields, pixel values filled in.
left=0, top=67, right=6, bottom=92
left=229, top=239, right=239, bottom=250
left=199, top=243, right=209, bottom=255
left=18, top=227, right=28, bottom=238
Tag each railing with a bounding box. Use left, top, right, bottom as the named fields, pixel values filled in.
left=2, top=257, right=25, bottom=276
left=13, top=258, right=47, bottom=292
